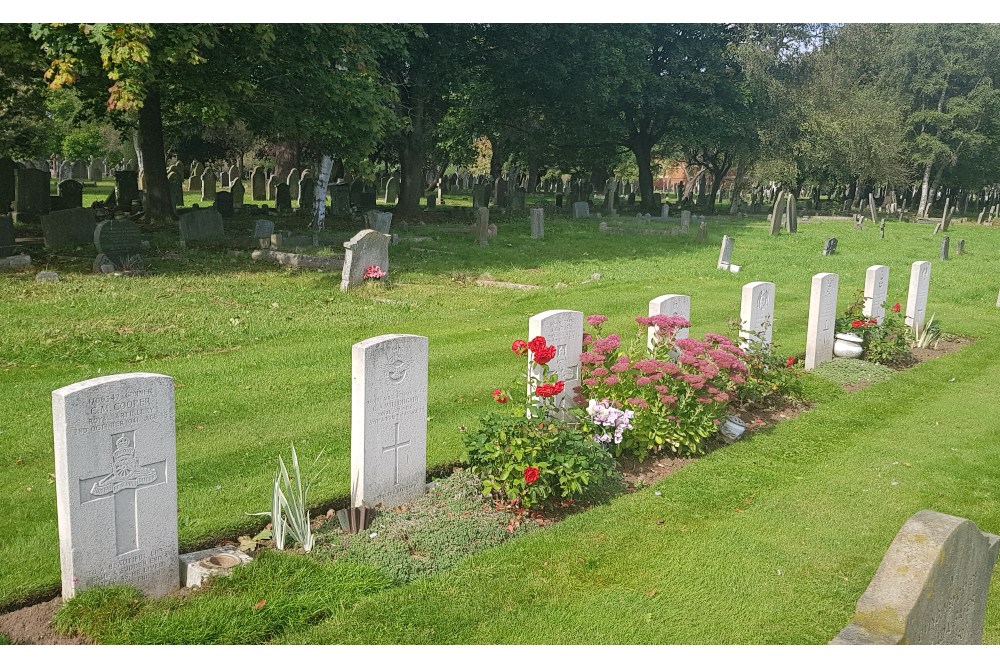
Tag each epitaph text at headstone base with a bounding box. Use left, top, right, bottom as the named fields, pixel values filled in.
left=905, top=261, right=931, bottom=334
left=52, top=372, right=179, bottom=599
left=648, top=294, right=690, bottom=352
left=831, top=510, right=999, bottom=645
left=95, top=219, right=142, bottom=269
left=739, top=281, right=775, bottom=351
left=863, top=265, right=890, bottom=324
left=340, top=229, right=390, bottom=291
left=350, top=334, right=428, bottom=509
left=805, top=272, right=839, bottom=370
left=528, top=310, right=584, bottom=415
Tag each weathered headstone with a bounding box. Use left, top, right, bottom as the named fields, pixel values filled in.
left=648, top=294, right=690, bottom=351
left=805, top=272, right=839, bottom=370
left=831, top=510, right=999, bottom=645
left=167, top=170, right=184, bottom=207
left=70, top=159, right=88, bottom=180
left=717, top=235, right=734, bottom=270
left=573, top=201, right=590, bottom=219
left=219, top=171, right=230, bottom=189
left=41, top=208, right=97, bottom=250
left=0, top=156, right=16, bottom=214
left=275, top=183, right=292, bottom=212
left=200, top=171, right=217, bottom=202
left=340, top=229, right=390, bottom=292
left=384, top=177, right=399, bottom=205
left=297, top=177, right=314, bottom=211
left=372, top=212, right=392, bottom=234
left=863, top=265, right=890, bottom=324
left=94, top=219, right=142, bottom=269
left=251, top=168, right=266, bottom=201
left=739, top=281, right=775, bottom=350
left=958, top=239, right=965, bottom=255
left=770, top=191, right=785, bottom=235
left=425, top=191, right=437, bottom=209
left=228, top=165, right=240, bottom=185
left=0, top=214, right=14, bottom=258
left=696, top=220, right=707, bottom=243
left=474, top=207, right=490, bottom=246
left=215, top=191, right=234, bottom=218
left=330, top=184, right=351, bottom=215
left=530, top=208, right=544, bottom=239
left=905, top=261, right=931, bottom=334
left=786, top=194, right=798, bottom=232
left=52, top=372, right=179, bottom=599
left=286, top=168, right=300, bottom=201
left=230, top=179, right=245, bottom=210
left=350, top=334, right=428, bottom=509
left=178, top=208, right=225, bottom=245
left=823, top=237, right=838, bottom=256
left=253, top=219, right=274, bottom=240
left=661, top=203, right=670, bottom=219
left=14, top=168, right=51, bottom=223
left=58, top=179, right=84, bottom=210
left=88, top=158, right=103, bottom=182
left=115, top=171, right=139, bottom=211
left=940, top=236, right=950, bottom=260
left=528, top=309, right=583, bottom=414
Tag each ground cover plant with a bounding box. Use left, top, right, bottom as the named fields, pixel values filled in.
left=2, top=211, right=1000, bottom=643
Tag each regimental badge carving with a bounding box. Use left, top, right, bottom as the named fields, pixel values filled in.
left=381, top=342, right=410, bottom=384
left=90, top=431, right=158, bottom=496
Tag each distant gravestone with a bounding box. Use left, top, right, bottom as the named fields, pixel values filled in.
left=680, top=210, right=691, bottom=234
left=219, top=171, right=230, bottom=188
left=905, top=261, right=931, bottom=334
left=167, top=170, right=184, bottom=207
left=14, top=168, right=51, bottom=223
left=530, top=208, right=544, bottom=239
left=770, top=191, right=785, bottom=236
left=786, top=195, right=798, bottom=232
left=230, top=179, right=245, bottom=209
left=863, top=265, right=890, bottom=324
left=58, top=179, right=84, bottom=210
left=200, top=171, right=217, bottom=202
left=228, top=165, right=240, bottom=185
left=330, top=184, right=350, bottom=215
left=823, top=237, right=838, bottom=256
left=341, top=229, right=390, bottom=292
left=88, top=158, right=103, bottom=182
left=286, top=168, right=300, bottom=201
left=215, top=191, right=234, bottom=218
left=253, top=219, right=274, bottom=240
left=94, top=219, right=142, bottom=269
left=696, top=220, right=707, bottom=243
left=805, top=272, right=839, bottom=370
left=0, top=156, right=16, bottom=214
left=958, top=239, right=965, bottom=255
left=350, top=334, right=429, bottom=509
left=178, top=209, right=225, bottom=245
left=472, top=184, right=486, bottom=209
left=385, top=177, right=399, bottom=205
left=275, top=183, right=292, bottom=212
left=739, top=281, right=775, bottom=351
left=474, top=207, right=490, bottom=246
left=298, top=177, right=314, bottom=211
left=661, top=203, right=670, bottom=219
left=372, top=212, right=392, bottom=234
left=41, top=208, right=97, bottom=250
left=52, top=372, right=179, bottom=599
left=717, top=235, right=734, bottom=270
left=573, top=201, right=590, bottom=219
left=528, top=309, right=583, bottom=416
left=425, top=191, right=437, bottom=209
left=940, top=236, right=950, bottom=261
left=831, top=510, right=999, bottom=645
left=647, top=294, right=690, bottom=351
left=251, top=168, right=266, bottom=201
left=0, top=214, right=14, bottom=258
left=115, top=171, right=140, bottom=211
left=349, top=180, right=364, bottom=208
left=70, top=159, right=88, bottom=180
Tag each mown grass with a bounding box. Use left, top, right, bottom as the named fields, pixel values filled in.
left=2, top=205, right=999, bottom=643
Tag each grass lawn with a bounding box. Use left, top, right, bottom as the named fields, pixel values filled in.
left=2, top=200, right=999, bottom=643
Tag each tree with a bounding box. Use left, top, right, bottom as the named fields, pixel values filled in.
left=0, top=24, right=55, bottom=159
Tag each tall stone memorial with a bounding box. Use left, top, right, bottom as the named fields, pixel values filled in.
left=200, top=171, right=217, bottom=202
left=350, top=335, right=428, bottom=509
left=647, top=294, right=690, bottom=351
left=739, top=281, right=775, bottom=351
left=114, top=171, right=140, bottom=211
left=52, top=373, right=179, bottom=599
left=528, top=310, right=584, bottom=415
left=905, top=261, right=931, bottom=334
left=530, top=208, right=544, bottom=239
left=863, top=265, right=890, bottom=324
left=805, top=272, right=839, bottom=370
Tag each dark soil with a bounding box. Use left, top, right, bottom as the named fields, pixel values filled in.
left=0, top=597, right=89, bottom=645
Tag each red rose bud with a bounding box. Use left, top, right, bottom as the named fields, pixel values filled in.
left=492, top=388, right=508, bottom=403
left=893, top=303, right=901, bottom=313
left=524, top=467, right=540, bottom=484
left=511, top=339, right=528, bottom=355
left=851, top=319, right=863, bottom=329
left=786, top=356, right=795, bottom=368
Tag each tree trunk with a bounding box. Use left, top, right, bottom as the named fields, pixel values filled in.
left=312, top=154, right=333, bottom=232
left=630, top=139, right=656, bottom=214
left=488, top=135, right=504, bottom=181
left=729, top=159, right=746, bottom=214
left=396, top=131, right=425, bottom=220
left=137, top=89, right=175, bottom=222
left=526, top=158, right=538, bottom=194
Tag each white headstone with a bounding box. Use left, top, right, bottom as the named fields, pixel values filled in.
left=350, top=334, right=428, bottom=509
left=863, top=265, right=890, bottom=324
left=648, top=294, right=690, bottom=352
left=805, top=272, right=839, bottom=370
left=717, top=235, right=734, bottom=270
left=739, top=281, right=775, bottom=351
left=52, top=373, right=178, bottom=599
left=905, top=261, right=931, bottom=334
left=340, top=229, right=390, bottom=291
left=528, top=310, right=583, bottom=414
left=661, top=203, right=669, bottom=219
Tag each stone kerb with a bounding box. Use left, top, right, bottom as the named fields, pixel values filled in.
left=831, top=510, right=999, bottom=645
left=52, top=372, right=179, bottom=599
left=350, top=334, right=428, bottom=509
left=528, top=310, right=584, bottom=415
left=805, top=272, right=839, bottom=370
left=340, top=229, right=390, bottom=291
left=648, top=294, right=690, bottom=352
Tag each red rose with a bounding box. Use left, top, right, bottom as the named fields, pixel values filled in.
left=511, top=339, right=528, bottom=355
left=553, top=381, right=565, bottom=393
left=524, top=467, right=540, bottom=484
left=527, top=336, right=547, bottom=355
left=535, top=383, right=560, bottom=398
left=786, top=356, right=795, bottom=368
left=493, top=388, right=507, bottom=404
left=868, top=318, right=877, bottom=326
left=893, top=303, right=901, bottom=313
left=533, top=345, right=557, bottom=365
left=851, top=319, right=863, bottom=329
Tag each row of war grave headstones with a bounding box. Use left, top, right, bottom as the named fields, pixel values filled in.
left=49, top=269, right=996, bottom=642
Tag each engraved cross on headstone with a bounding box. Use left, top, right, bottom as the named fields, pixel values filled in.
left=382, top=422, right=410, bottom=486
left=556, top=344, right=579, bottom=381
left=78, top=431, right=166, bottom=556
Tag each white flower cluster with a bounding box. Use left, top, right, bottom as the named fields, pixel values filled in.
left=586, top=399, right=634, bottom=445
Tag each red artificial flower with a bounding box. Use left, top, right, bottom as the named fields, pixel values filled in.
left=786, top=356, right=795, bottom=368
left=527, top=336, right=547, bottom=355
left=533, top=345, right=557, bottom=365
left=511, top=339, right=528, bottom=355
left=493, top=388, right=508, bottom=404
left=893, top=303, right=901, bottom=313
left=524, top=467, right=540, bottom=484
left=851, top=319, right=864, bottom=329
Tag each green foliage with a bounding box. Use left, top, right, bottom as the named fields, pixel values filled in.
left=809, top=358, right=896, bottom=386
left=465, top=413, right=620, bottom=509
left=835, top=294, right=913, bottom=366
left=252, top=446, right=326, bottom=552
left=728, top=325, right=802, bottom=408
left=913, top=314, right=943, bottom=349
